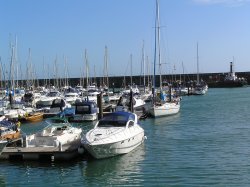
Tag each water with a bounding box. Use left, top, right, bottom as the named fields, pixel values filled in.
left=1, top=87, right=250, bottom=186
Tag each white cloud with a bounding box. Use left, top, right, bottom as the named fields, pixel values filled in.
left=193, top=0, right=250, bottom=6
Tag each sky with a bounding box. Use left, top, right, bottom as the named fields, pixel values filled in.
left=1, top=0, right=250, bottom=79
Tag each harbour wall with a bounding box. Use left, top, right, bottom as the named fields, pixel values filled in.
left=7, top=71, right=250, bottom=89
left=46, top=71, right=250, bottom=88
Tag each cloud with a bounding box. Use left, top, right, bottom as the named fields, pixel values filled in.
left=193, top=0, right=250, bottom=6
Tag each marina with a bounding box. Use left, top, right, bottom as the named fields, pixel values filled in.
left=1, top=0, right=250, bottom=186
left=0, top=87, right=249, bottom=186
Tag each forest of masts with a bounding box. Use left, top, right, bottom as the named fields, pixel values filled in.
left=1, top=38, right=188, bottom=90
left=0, top=39, right=113, bottom=90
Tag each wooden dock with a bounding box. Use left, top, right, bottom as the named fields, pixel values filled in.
left=0, top=139, right=82, bottom=161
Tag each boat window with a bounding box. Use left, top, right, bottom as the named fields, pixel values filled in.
left=128, top=121, right=134, bottom=127
left=56, top=127, right=62, bottom=131
left=98, top=120, right=127, bottom=127
left=47, top=92, right=59, bottom=97
left=97, top=112, right=136, bottom=127
left=76, top=105, right=90, bottom=114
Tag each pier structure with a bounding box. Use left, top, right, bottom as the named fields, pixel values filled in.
left=0, top=138, right=81, bottom=161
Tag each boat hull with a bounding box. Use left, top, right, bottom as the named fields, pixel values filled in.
left=25, top=113, right=44, bottom=122
left=149, top=102, right=180, bottom=117
left=1, top=131, right=20, bottom=140
left=83, top=132, right=145, bottom=159
left=193, top=89, right=206, bottom=95
left=208, top=80, right=247, bottom=88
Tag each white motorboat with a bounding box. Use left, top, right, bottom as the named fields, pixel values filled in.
left=22, top=91, right=42, bottom=107
left=1, top=102, right=32, bottom=120
left=47, top=98, right=71, bottom=115
left=26, top=117, right=82, bottom=147
left=36, top=90, right=62, bottom=108
left=81, top=111, right=146, bottom=159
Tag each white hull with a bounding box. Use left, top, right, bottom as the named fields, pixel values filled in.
left=193, top=90, right=206, bottom=95
left=4, top=109, right=26, bottom=119
left=150, top=102, right=180, bottom=117
left=82, top=111, right=145, bottom=159
left=83, top=131, right=145, bottom=159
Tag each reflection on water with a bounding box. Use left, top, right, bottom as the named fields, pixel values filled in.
left=81, top=144, right=146, bottom=185
left=0, top=175, right=6, bottom=187
left=151, top=112, right=181, bottom=126
left=0, top=143, right=146, bottom=186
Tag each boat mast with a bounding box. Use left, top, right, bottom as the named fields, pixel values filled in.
left=146, top=55, right=150, bottom=88
left=130, top=54, right=133, bottom=87
left=0, top=57, right=2, bottom=88
left=14, top=36, right=19, bottom=89
left=94, top=65, right=96, bottom=85
left=47, top=64, right=50, bottom=88
left=10, top=44, right=15, bottom=93
left=43, top=57, right=46, bottom=87
left=196, top=42, right=200, bottom=85
left=104, top=45, right=109, bottom=88
left=64, top=56, right=69, bottom=88
left=141, top=40, right=146, bottom=91
left=81, top=52, right=84, bottom=87
left=157, top=2, right=162, bottom=90
left=85, top=49, right=89, bottom=88
left=152, top=0, right=159, bottom=100
left=53, top=56, right=59, bottom=89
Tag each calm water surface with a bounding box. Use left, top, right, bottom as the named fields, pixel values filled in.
left=1, top=87, right=250, bottom=186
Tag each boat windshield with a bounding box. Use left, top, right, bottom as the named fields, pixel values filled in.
left=76, top=105, right=91, bottom=114
left=98, top=112, right=135, bottom=127
left=45, top=117, right=68, bottom=125
left=47, top=92, right=59, bottom=97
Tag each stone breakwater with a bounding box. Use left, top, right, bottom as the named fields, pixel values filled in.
left=8, top=71, right=250, bottom=88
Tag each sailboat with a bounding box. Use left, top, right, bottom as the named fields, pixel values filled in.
left=149, top=0, right=180, bottom=117
left=193, top=43, right=208, bottom=95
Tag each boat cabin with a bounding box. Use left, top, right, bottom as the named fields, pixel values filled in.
left=75, top=100, right=98, bottom=115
